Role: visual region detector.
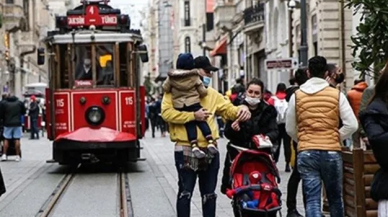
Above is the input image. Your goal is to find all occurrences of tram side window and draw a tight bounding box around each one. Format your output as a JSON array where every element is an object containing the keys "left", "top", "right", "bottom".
[
  {"left": 59, "top": 45, "right": 69, "bottom": 88},
  {"left": 96, "top": 44, "right": 114, "bottom": 86},
  {"left": 119, "top": 43, "right": 127, "bottom": 87}
]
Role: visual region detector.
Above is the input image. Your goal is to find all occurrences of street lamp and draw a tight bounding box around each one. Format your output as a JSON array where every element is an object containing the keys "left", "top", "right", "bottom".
[
  {"left": 288, "top": 0, "right": 296, "bottom": 79},
  {"left": 288, "top": 0, "right": 296, "bottom": 9}
]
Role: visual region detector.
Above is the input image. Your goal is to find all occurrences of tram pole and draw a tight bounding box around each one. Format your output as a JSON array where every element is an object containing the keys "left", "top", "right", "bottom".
[{"left": 299, "top": 0, "right": 308, "bottom": 67}]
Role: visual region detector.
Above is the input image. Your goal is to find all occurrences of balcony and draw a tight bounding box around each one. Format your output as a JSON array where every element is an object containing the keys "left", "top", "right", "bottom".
[
  {"left": 243, "top": 3, "right": 265, "bottom": 35},
  {"left": 214, "top": 1, "right": 235, "bottom": 31},
  {"left": 3, "top": 0, "right": 27, "bottom": 32}
]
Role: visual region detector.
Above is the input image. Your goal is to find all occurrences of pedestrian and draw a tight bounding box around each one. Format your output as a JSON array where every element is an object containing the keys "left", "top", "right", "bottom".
[
  {"left": 359, "top": 78, "right": 376, "bottom": 149},
  {"left": 161, "top": 55, "right": 251, "bottom": 217},
  {"left": 285, "top": 67, "right": 308, "bottom": 217},
  {"left": 0, "top": 93, "right": 26, "bottom": 161},
  {"left": 286, "top": 56, "right": 358, "bottom": 217},
  {"left": 268, "top": 82, "right": 291, "bottom": 171},
  {"left": 359, "top": 60, "right": 388, "bottom": 217},
  {"left": 162, "top": 53, "right": 217, "bottom": 158},
  {"left": 347, "top": 79, "right": 368, "bottom": 148},
  {"left": 326, "top": 63, "right": 345, "bottom": 88},
  {"left": 155, "top": 95, "right": 166, "bottom": 137},
  {"left": 28, "top": 95, "right": 40, "bottom": 140},
  {"left": 221, "top": 77, "right": 279, "bottom": 195},
  {"left": 148, "top": 98, "right": 158, "bottom": 138}
]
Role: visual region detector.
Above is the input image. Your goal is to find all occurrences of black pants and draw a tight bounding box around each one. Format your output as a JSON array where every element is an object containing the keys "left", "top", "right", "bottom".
[
  {"left": 286, "top": 141, "right": 306, "bottom": 211},
  {"left": 178, "top": 103, "right": 212, "bottom": 143},
  {"left": 150, "top": 117, "right": 157, "bottom": 137},
  {"left": 221, "top": 145, "right": 239, "bottom": 193},
  {"left": 217, "top": 117, "right": 224, "bottom": 138},
  {"left": 30, "top": 118, "right": 39, "bottom": 139},
  {"left": 274, "top": 123, "right": 291, "bottom": 163}
]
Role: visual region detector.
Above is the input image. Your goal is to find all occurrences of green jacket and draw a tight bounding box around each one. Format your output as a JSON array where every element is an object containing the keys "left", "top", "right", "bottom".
[{"left": 359, "top": 85, "right": 374, "bottom": 137}]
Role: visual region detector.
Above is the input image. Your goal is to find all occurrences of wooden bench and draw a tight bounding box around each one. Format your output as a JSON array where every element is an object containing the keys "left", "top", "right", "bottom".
[{"left": 343, "top": 148, "right": 380, "bottom": 217}]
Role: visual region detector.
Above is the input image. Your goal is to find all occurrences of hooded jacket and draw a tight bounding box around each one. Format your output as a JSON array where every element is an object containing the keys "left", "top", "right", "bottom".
[
  {"left": 162, "top": 69, "right": 207, "bottom": 109},
  {"left": 0, "top": 96, "right": 26, "bottom": 127},
  {"left": 285, "top": 77, "right": 358, "bottom": 151},
  {"left": 347, "top": 81, "right": 368, "bottom": 120}
]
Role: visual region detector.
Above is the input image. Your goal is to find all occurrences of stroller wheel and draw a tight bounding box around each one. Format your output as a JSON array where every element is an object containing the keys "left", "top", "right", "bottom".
[{"left": 232, "top": 199, "right": 242, "bottom": 217}]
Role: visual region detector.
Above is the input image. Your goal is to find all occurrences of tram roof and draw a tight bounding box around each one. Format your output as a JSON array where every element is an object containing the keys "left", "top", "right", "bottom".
[{"left": 47, "top": 31, "right": 142, "bottom": 44}]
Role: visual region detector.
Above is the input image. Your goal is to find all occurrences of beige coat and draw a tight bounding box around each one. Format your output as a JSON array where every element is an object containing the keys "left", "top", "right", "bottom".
[{"left": 162, "top": 69, "right": 207, "bottom": 109}]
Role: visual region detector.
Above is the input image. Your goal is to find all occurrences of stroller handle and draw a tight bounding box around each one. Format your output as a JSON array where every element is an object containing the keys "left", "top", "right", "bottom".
[{"left": 229, "top": 144, "right": 272, "bottom": 152}]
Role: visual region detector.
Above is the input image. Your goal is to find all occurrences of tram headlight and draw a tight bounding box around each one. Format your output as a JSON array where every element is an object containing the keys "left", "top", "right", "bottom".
[{"left": 85, "top": 106, "right": 105, "bottom": 126}]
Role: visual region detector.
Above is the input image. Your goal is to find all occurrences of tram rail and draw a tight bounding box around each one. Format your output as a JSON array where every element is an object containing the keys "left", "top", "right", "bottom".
[{"left": 36, "top": 165, "right": 132, "bottom": 217}]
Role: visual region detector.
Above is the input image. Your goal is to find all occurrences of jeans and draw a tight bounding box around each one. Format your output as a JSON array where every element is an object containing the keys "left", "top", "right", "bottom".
[
  {"left": 30, "top": 118, "right": 39, "bottom": 139},
  {"left": 274, "top": 123, "right": 291, "bottom": 163},
  {"left": 286, "top": 141, "right": 306, "bottom": 211},
  {"left": 175, "top": 151, "right": 219, "bottom": 217},
  {"left": 178, "top": 103, "right": 212, "bottom": 143},
  {"left": 298, "top": 150, "right": 344, "bottom": 217}
]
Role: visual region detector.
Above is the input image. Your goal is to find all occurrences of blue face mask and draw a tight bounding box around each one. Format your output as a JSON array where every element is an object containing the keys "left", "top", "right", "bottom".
[{"left": 203, "top": 76, "right": 212, "bottom": 87}]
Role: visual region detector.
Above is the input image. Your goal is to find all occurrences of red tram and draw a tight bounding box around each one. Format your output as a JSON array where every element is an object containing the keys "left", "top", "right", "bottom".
[{"left": 37, "top": 0, "right": 148, "bottom": 165}]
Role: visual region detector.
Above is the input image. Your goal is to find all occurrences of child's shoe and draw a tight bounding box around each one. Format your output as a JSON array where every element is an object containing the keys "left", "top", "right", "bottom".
[
  {"left": 207, "top": 140, "right": 218, "bottom": 154},
  {"left": 192, "top": 145, "right": 206, "bottom": 158}
]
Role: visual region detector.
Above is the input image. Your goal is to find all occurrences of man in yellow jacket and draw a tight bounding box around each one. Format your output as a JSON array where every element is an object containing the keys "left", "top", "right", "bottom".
[{"left": 162, "top": 56, "right": 251, "bottom": 217}]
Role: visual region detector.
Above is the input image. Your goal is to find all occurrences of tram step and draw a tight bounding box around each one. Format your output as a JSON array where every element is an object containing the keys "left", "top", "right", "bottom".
[
  {"left": 137, "top": 158, "right": 146, "bottom": 161},
  {"left": 46, "top": 159, "right": 56, "bottom": 163}
]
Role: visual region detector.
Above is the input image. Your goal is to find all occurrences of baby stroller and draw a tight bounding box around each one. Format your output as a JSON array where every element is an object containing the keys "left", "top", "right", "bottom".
[{"left": 225, "top": 137, "right": 282, "bottom": 217}]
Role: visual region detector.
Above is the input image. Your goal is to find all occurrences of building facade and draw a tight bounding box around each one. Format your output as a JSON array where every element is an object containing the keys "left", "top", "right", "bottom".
[
  {"left": 290, "top": 0, "right": 354, "bottom": 90},
  {"left": 0, "top": 0, "right": 59, "bottom": 97},
  {"left": 211, "top": 0, "right": 266, "bottom": 92}
]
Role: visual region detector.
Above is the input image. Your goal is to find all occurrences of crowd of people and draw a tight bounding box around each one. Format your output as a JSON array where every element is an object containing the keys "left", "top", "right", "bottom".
[{"left": 156, "top": 51, "right": 388, "bottom": 217}]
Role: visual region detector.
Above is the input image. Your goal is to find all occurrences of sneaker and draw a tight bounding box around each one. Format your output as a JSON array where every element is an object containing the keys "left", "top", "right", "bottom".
[
  {"left": 207, "top": 144, "right": 218, "bottom": 154},
  {"left": 1, "top": 154, "right": 7, "bottom": 161},
  {"left": 192, "top": 146, "right": 206, "bottom": 159},
  {"left": 15, "top": 156, "right": 21, "bottom": 162}
]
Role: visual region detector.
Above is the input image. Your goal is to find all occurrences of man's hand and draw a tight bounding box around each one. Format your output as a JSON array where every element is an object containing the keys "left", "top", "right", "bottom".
[
  {"left": 237, "top": 105, "right": 251, "bottom": 122},
  {"left": 194, "top": 109, "right": 212, "bottom": 121}
]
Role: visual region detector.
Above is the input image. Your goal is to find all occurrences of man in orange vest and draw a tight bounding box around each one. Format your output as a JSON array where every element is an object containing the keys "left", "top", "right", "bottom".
[{"left": 286, "top": 56, "right": 358, "bottom": 217}]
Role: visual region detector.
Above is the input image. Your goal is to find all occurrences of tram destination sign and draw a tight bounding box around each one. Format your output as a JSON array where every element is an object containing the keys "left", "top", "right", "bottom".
[
  {"left": 265, "top": 58, "right": 299, "bottom": 71},
  {"left": 67, "top": 5, "right": 118, "bottom": 26}
]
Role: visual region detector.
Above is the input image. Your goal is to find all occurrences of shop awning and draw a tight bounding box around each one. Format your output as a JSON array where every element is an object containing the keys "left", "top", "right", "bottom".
[{"left": 210, "top": 39, "right": 227, "bottom": 56}]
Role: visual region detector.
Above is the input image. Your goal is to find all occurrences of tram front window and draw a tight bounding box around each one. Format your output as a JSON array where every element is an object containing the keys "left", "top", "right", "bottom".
[
  {"left": 73, "top": 44, "right": 114, "bottom": 87},
  {"left": 74, "top": 45, "right": 95, "bottom": 83},
  {"left": 96, "top": 44, "right": 114, "bottom": 86}
]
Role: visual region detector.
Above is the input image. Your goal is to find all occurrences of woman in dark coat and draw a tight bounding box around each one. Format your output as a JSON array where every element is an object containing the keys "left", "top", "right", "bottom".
[
  {"left": 220, "top": 78, "right": 279, "bottom": 194},
  {"left": 359, "top": 61, "right": 388, "bottom": 215}
]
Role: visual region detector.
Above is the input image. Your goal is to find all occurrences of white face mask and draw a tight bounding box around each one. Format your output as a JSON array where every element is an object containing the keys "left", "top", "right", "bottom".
[
  {"left": 245, "top": 96, "right": 261, "bottom": 106},
  {"left": 84, "top": 59, "right": 91, "bottom": 67}
]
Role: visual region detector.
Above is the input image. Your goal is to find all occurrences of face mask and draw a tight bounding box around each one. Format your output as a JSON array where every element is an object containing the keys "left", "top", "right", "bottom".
[
  {"left": 245, "top": 96, "right": 261, "bottom": 106},
  {"left": 203, "top": 76, "right": 212, "bottom": 87},
  {"left": 84, "top": 59, "right": 91, "bottom": 67}
]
